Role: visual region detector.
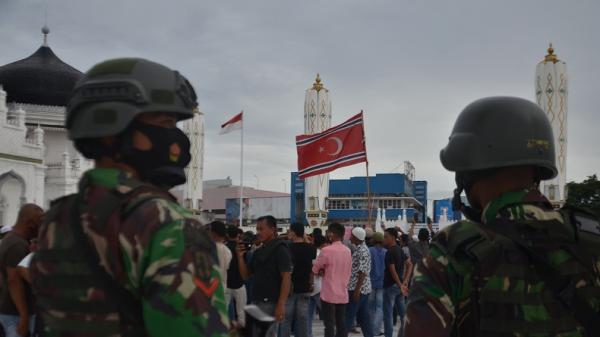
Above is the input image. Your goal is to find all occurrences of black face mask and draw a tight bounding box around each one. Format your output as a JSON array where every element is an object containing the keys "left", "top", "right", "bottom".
[{"left": 121, "top": 120, "right": 191, "bottom": 188}]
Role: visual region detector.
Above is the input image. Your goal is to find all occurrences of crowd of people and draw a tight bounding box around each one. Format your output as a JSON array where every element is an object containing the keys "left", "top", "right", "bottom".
[
  {"left": 0, "top": 57, "right": 598, "bottom": 337},
  {"left": 204, "top": 215, "right": 435, "bottom": 337},
  {"left": 0, "top": 202, "right": 432, "bottom": 337}
]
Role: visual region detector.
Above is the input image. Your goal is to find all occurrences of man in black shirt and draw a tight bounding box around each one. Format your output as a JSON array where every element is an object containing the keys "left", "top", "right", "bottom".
[
  {"left": 281, "top": 223, "right": 316, "bottom": 337},
  {"left": 0, "top": 204, "right": 43, "bottom": 337},
  {"left": 382, "top": 228, "right": 412, "bottom": 337},
  {"left": 238, "top": 215, "right": 292, "bottom": 337},
  {"left": 226, "top": 225, "right": 247, "bottom": 327}
]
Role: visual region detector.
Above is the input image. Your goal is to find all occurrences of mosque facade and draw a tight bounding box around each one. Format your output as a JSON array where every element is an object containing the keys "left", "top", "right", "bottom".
[
  {"left": 0, "top": 27, "right": 205, "bottom": 225},
  {"left": 0, "top": 27, "right": 90, "bottom": 226}
]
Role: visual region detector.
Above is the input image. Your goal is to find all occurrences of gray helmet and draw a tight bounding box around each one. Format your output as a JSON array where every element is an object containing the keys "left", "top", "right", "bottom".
[
  {"left": 66, "top": 58, "right": 197, "bottom": 140},
  {"left": 440, "top": 96, "right": 557, "bottom": 180}
]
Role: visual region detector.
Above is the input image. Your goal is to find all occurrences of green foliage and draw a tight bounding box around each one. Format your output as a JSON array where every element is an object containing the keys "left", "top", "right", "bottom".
[{"left": 566, "top": 174, "right": 600, "bottom": 216}]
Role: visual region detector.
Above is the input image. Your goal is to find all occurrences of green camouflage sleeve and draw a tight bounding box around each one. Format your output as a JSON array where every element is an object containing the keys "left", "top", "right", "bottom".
[
  {"left": 122, "top": 199, "right": 229, "bottom": 337},
  {"left": 405, "top": 240, "right": 460, "bottom": 337}
]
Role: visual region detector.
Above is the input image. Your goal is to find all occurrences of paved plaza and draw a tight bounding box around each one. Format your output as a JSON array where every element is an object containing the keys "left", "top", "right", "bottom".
[{"left": 307, "top": 319, "right": 402, "bottom": 337}]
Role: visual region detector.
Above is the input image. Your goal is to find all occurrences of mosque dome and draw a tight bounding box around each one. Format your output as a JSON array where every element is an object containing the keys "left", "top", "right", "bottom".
[{"left": 0, "top": 27, "right": 83, "bottom": 107}]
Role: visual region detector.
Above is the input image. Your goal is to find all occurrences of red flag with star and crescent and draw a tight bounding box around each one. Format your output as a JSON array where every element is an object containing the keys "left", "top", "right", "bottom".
[{"left": 296, "top": 112, "right": 367, "bottom": 180}]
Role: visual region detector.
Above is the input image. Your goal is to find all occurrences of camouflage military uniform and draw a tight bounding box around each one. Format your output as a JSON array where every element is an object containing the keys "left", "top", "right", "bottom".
[
  {"left": 31, "top": 168, "right": 230, "bottom": 337},
  {"left": 405, "top": 189, "right": 600, "bottom": 337}
]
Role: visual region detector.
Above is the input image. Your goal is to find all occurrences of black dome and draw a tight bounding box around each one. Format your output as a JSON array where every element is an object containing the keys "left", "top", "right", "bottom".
[{"left": 0, "top": 46, "right": 83, "bottom": 107}]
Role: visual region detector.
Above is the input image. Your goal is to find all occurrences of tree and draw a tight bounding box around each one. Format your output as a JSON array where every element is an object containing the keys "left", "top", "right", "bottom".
[{"left": 566, "top": 174, "right": 600, "bottom": 216}]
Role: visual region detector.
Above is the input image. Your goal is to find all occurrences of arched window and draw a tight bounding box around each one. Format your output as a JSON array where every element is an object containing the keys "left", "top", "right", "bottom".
[{"left": 0, "top": 171, "right": 26, "bottom": 226}]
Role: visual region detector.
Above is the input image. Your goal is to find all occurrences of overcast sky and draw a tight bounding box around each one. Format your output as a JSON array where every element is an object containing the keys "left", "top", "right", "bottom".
[{"left": 1, "top": 0, "right": 598, "bottom": 199}]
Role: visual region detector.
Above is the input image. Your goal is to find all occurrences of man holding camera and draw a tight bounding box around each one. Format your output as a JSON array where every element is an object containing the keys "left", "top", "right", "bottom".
[{"left": 237, "top": 216, "right": 292, "bottom": 337}]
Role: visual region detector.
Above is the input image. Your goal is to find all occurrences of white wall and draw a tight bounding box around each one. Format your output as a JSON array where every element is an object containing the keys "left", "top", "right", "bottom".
[{"left": 0, "top": 164, "right": 45, "bottom": 226}]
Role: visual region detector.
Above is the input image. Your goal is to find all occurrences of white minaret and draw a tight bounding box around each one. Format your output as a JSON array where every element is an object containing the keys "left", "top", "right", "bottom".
[
  {"left": 304, "top": 74, "right": 332, "bottom": 226},
  {"left": 181, "top": 108, "right": 205, "bottom": 211},
  {"left": 536, "top": 44, "right": 568, "bottom": 204}
]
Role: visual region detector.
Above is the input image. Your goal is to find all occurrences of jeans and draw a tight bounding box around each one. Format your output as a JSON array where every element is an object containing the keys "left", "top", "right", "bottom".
[
  {"left": 308, "top": 294, "right": 321, "bottom": 337},
  {"left": 368, "top": 288, "right": 384, "bottom": 334},
  {"left": 0, "top": 314, "right": 35, "bottom": 337},
  {"left": 280, "top": 293, "right": 310, "bottom": 337},
  {"left": 345, "top": 292, "right": 373, "bottom": 337},
  {"left": 383, "top": 285, "right": 404, "bottom": 337},
  {"left": 321, "top": 300, "right": 347, "bottom": 337},
  {"left": 394, "top": 294, "right": 406, "bottom": 333},
  {"left": 254, "top": 302, "right": 280, "bottom": 337},
  {"left": 228, "top": 286, "right": 248, "bottom": 326},
  {"left": 397, "top": 296, "right": 406, "bottom": 337}
]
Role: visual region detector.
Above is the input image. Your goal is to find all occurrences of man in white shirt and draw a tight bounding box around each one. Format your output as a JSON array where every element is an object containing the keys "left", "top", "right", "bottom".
[{"left": 209, "top": 221, "right": 232, "bottom": 304}]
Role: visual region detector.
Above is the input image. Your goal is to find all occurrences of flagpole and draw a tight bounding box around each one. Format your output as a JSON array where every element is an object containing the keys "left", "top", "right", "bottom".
[
  {"left": 239, "top": 112, "right": 244, "bottom": 227},
  {"left": 361, "top": 110, "right": 373, "bottom": 230},
  {"left": 366, "top": 161, "right": 373, "bottom": 230}
]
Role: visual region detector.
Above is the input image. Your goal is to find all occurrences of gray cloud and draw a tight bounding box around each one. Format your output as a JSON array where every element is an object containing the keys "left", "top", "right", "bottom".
[{"left": 1, "top": 0, "right": 598, "bottom": 198}]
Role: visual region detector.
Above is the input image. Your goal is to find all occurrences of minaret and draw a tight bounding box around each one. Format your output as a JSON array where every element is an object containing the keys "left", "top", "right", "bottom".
[
  {"left": 181, "top": 108, "right": 205, "bottom": 211},
  {"left": 535, "top": 44, "right": 568, "bottom": 205},
  {"left": 304, "top": 74, "right": 332, "bottom": 226}
]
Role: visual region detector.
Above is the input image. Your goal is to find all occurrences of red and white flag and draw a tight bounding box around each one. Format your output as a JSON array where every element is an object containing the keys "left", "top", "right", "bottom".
[
  {"left": 296, "top": 112, "right": 367, "bottom": 179},
  {"left": 220, "top": 111, "right": 243, "bottom": 135}
]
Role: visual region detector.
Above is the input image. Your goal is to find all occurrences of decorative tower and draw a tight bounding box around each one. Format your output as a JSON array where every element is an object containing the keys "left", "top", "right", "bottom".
[
  {"left": 33, "top": 125, "right": 44, "bottom": 146},
  {"left": 304, "top": 74, "right": 332, "bottom": 226},
  {"left": 0, "top": 85, "right": 6, "bottom": 123},
  {"left": 181, "top": 108, "right": 205, "bottom": 211},
  {"left": 536, "top": 44, "right": 568, "bottom": 205}
]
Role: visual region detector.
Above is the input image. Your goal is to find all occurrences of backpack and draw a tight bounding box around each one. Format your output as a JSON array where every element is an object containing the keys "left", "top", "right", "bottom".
[
  {"left": 440, "top": 206, "right": 600, "bottom": 336},
  {"left": 32, "top": 183, "right": 173, "bottom": 337}
]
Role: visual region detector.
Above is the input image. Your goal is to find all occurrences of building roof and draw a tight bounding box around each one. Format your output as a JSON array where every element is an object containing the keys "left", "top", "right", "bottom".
[
  {"left": 0, "top": 41, "right": 83, "bottom": 107},
  {"left": 203, "top": 185, "right": 289, "bottom": 211}
]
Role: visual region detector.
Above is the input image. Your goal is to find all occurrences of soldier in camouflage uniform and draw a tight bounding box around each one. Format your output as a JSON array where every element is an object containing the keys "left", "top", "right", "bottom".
[
  {"left": 30, "top": 58, "right": 230, "bottom": 337},
  {"left": 405, "top": 97, "right": 600, "bottom": 337}
]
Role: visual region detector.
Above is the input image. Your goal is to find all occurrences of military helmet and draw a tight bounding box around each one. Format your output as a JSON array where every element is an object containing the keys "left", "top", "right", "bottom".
[
  {"left": 440, "top": 96, "right": 557, "bottom": 180},
  {"left": 66, "top": 58, "right": 197, "bottom": 140}
]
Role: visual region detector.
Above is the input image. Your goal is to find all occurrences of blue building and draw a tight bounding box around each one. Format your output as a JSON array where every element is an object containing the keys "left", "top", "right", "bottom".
[
  {"left": 432, "top": 198, "right": 463, "bottom": 223},
  {"left": 291, "top": 172, "right": 425, "bottom": 226},
  {"left": 412, "top": 181, "right": 428, "bottom": 222}
]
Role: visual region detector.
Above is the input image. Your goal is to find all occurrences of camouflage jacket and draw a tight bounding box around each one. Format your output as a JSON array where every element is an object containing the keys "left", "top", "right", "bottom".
[
  {"left": 405, "top": 189, "right": 600, "bottom": 337},
  {"left": 31, "top": 168, "right": 229, "bottom": 337}
]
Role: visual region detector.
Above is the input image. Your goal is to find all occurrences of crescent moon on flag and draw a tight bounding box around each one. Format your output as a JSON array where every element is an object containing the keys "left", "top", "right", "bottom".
[{"left": 327, "top": 137, "right": 343, "bottom": 156}]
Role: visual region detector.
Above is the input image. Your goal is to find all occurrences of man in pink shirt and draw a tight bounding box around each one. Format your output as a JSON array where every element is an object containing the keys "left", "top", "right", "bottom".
[{"left": 312, "top": 223, "right": 352, "bottom": 337}]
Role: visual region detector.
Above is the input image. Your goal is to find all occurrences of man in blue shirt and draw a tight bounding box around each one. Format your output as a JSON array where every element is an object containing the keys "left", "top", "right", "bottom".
[{"left": 368, "top": 232, "right": 386, "bottom": 336}]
